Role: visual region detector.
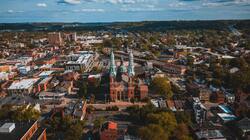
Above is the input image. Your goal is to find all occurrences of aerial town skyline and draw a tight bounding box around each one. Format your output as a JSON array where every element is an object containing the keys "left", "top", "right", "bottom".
[{"left": 0, "top": 1, "right": 250, "bottom": 140}]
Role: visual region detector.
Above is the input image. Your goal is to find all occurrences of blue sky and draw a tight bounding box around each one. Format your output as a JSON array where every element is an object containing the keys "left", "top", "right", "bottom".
[{"left": 0, "top": 0, "right": 250, "bottom": 23}]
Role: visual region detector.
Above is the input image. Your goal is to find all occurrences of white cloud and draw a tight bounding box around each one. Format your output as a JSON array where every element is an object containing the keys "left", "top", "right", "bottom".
[
  {"left": 60, "top": 0, "right": 81, "bottom": 5},
  {"left": 120, "top": 6, "right": 163, "bottom": 12},
  {"left": 82, "top": 0, "right": 156, "bottom": 5},
  {"left": 37, "top": 3, "right": 47, "bottom": 7},
  {"left": 169, "top": 2, "right": 186, "bottom": 8},
  {"left": 7, "top": 10, "right": 24, "bottom": 13},
  {"left": 73, "top": 8, "right": 105, "bottom": 12},
  {"left": 202, "top": 2, "right": 221, "bottom": 7},
  {"left": 202, "top": 0, "right": 250, "bottom": 7},
  {"left": 81, "top": 8, "right": 105, "bottom": 12},
  {"left": 7, "top": 10, "right": 13, "bottom": 13}
]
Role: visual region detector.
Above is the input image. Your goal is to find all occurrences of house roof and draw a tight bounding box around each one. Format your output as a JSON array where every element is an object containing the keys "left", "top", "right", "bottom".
[
  {"left": 8, "top": 78, "right": 39, "bottom": 90},
  {"left": 101, "top": 121, "right": 117, "bottom": 131},
  {"left": 38, "top": 71, "right": 54, "bottom": 77},
  {"left": 195, "top": 130, "right": 225, "bottom": 139},
  {"left": 217, "top": 113, "right": 237, "bottom": 121}
]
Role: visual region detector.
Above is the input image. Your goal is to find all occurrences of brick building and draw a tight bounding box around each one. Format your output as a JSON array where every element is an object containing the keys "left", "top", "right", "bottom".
[
  {"left": 48, "top": 32, "right": 63, "bottom": 46},
  {"left": 109, "top": 51, "right": 148, "bottom": 102},
  {"left": 100, "top": 121, "right": 118, "bottom": 140}
]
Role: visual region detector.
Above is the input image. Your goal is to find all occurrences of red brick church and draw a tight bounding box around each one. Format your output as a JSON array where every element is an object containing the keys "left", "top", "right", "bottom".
[{"left": 109, "top": 50, "right": 148, "bottom": 102}]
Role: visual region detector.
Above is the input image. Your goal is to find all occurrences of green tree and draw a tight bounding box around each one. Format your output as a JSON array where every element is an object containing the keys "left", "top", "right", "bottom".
[
  {"left": 138, "top": 124, "right": 168, "bottom": 140},
  {"left": 151, "top": 77, "right": 173, "bottom": 98},
  {"left": 65, "top": 123, "right": 84, "bottom": 140},
  {"left": 78, "top": 81, "right": 88, "bottom": 98},
  {"left": 172, "top": 123, "right": 193, "bottom": 140},
  {"left": 103, "top": 39, "right": 112, "bottom": 48},
  {"left": 11, "top": 106, "right": 40, "bottom": 121},
  {"left": 187, "top": 55, "right": 194, "bottom": 66},
  {"left": 93, "top": 117, "right": 105, "bottom": 129},
  {"left": 211, "top": 79, "right": 222, "bottom": 87},
  {"left": 149, "top": 36, "right": 157, "bottom": 44},
  {"left": 61, "top": 115, "right": 73, "bottom": 131},
  {"left": 111, "top": 38, "right": 122, "bottom": 48},
  {"left": 146, "top": 112, "right": 177, "bottom": 135},
  {"left": 0, "top": 104, "right": 13, "bottom": 120},
  {"left": 228, "top": 68, "right": 250, "bottom": 92},
  {"left": 175, "top": 112, "right": 192, "bottom": 125}
]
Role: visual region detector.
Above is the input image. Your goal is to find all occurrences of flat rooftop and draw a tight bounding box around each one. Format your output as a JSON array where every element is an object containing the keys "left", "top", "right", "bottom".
[
  {"left": 67, "top": 53, "right": 93, "bottom": 65},
  {"left": 39, "top": 77, "right": 52, "bottom": 85},
  {"left": 195, "top": 130, "right": 225, "bottom": 139},
  {"left": 217, "top": 113, "right": 237, "bottom": 121},
  {"left": 39, "top": 71, "right": 54, "bottom": 77},
  {"left": 218, "top": 105, "right": 232, "bottom": 114},
  {"left": 39, "top": 91, "right": 66, "bottom": 97},
  {"left": 8, "top": 78, "right": 40, "bottom": 90}
]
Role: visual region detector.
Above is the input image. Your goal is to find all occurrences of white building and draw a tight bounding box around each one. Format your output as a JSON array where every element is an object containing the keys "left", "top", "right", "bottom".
[
  {"left": 38, "top": 91, "right": 66, "bottom": 100},
  {"left": 77, "top": 35, "right": 103, "bottom": 46},
  {"left": 18, "top": 66, "right": 31, "bottom": 75},
  {"left": 16, "top": 57, "right": 33, "bottom": 65},
  {"left": 193, "top": 97, "right": 207, "bottom": 124},
  {"left": 8, "top": 78, "right": 39, "bottom": 94},
  {"left": 66, "top": 51, "right": 98, "bottom": 72}
]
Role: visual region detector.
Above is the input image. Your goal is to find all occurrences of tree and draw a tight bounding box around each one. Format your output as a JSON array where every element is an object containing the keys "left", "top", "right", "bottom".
[
  {"left": 172, "top": 123, "right": 193, "bottom": 140},
  {"left": 211, "top": 79, "right": 222, "bottom": 88},
  {"left": 175, "top": 112, "right": 192, "bottom": 125},
  {"left": 65, "top": 123, "right": 84, "bottom": 140},
  {"left": 90, "top": 94, "right": 95, "bottom": 104},
  {"left": 151, "top": 77, "right": 173, "bottom": 98},
  {"left": 11, "top": 106, "right": 40, "bottom": 121},
  {"left": 111, "top": 38, "right": 122, "bottom": 48},
  {"left": 61, "top": 115, "right": 73, "bottom": 131},
  {"left": 93, "top": 117, "right": 105, "bottom": 129},
  {"left": 146, "top": 112, "right": 177, "bottom": 136},
  {"left": 0, "top": 104, "right": 13, "bottom": 120},
  {"left": 87, "top": 105, "right": 95, "bottom": 113},
  {"left": 187, "top": 55, "right": 194, "bottom": 66},
  {"left": 126, "top": 103, "right": 158, "bottom": 124},
  {"left": 103, "top": 39, "right": 112, "bottom": 48},
  {"left": 138, "top": 124, "right": 168, "bottom": 140},
  {"left": 149, "top": 36, "right": 157, "bottom": 44},
  {"left": 227, "top": 67, "right": 250, "bottom": 92},
  {"left": 229, "top": 58, "right": 248, "bottom": 70},
  {"left": 78, "top": 81, "right": 88, "bottom": 98}
]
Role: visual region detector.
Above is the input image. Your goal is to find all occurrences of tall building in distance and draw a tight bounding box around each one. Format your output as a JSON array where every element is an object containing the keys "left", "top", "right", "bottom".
[
  {"left": 65, "top": 32, "right": 77, "bottom": 42},
  {"left": 109, "top": 50, "right": 148, "bottom": 102},
  {"left": 48, "top": 32, "right": 63, "bottom": 46}
]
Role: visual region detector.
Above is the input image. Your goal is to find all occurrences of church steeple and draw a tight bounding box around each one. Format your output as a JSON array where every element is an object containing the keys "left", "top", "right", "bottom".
[
  {"left": 109, "top": 50, "right": 116, "bottom": 77},
  {"left": 128, "top": 50, "right": 135, "bottom": 77}
]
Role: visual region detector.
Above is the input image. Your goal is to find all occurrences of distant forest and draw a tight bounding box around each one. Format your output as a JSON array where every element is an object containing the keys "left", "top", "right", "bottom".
[{"left": 0, "top": 20, "right": 250, "bottom": 32}]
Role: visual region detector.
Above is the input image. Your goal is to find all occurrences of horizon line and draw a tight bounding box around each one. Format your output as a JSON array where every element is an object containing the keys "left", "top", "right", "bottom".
[{"left": 0, "top": 18, "right": 250, "bottom": 24}]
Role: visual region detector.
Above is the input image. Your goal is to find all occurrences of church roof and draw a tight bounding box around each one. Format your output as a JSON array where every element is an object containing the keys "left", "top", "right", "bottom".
[{"left": 118, "top": 65, "right": 127, "bottom": 73}]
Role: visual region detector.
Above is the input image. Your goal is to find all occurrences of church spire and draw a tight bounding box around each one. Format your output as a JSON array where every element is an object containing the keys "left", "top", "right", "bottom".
[
  {"left": 128, "top": 50, "right": 135, "bottom": 77},
  {"left": 109, "top": 50, "right": 116, "bottom": 77}
]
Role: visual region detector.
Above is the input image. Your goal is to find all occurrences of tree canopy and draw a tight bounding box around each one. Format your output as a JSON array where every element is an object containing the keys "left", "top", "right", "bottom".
[
  {"left": 0, "top": 105, "right": 40, "bottom": 121},
  {"left": 146, "top": 112, "right": 177, "bottom": 136},
  {"left": 151, "top": 77, "right": 173, "bottom": 98},
  {"left": 138, "top": 124, "right": 169, "bottom": 140}
]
